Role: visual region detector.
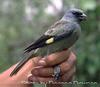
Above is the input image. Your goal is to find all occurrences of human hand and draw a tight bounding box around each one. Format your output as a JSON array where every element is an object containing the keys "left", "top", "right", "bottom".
[
  {"left": 28, "top": 50, "right": 76, "bottom": 83},
  {"left": 0, "top": 58, "right": 34, "bottom": 87},
  {"left": 0, "top": 50, "right": 76, "bottom": 87}
]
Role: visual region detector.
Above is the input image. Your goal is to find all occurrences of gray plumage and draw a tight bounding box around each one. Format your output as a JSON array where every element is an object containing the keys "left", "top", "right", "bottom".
[{"left": 10, "top": 8, "right": 86, "bottom": 77}]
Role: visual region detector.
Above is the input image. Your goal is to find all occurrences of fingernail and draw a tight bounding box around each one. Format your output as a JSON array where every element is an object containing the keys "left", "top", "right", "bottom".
[
  {"left": 27, "top": 74, "right": 32, "bottom": 78},
  {"left": 28, "top": 76, "right": 33, "bottom": 82},
  {"left": 38, "top": 60, "right": 46, "bottom": 66},
  {"left": 28, "top": 76, "right": 37, "bottom": 82}
]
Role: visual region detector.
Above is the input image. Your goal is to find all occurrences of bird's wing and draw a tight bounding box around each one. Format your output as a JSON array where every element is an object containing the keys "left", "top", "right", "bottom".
[
  {"left": 24, "top": 20, "right": 74, "bottom": 52},
  {"left": 24, "top": 35, "right": 53, "bottom": 52},
  {"left": 45, "top": 20, "right": 70, "bottom": 36}
]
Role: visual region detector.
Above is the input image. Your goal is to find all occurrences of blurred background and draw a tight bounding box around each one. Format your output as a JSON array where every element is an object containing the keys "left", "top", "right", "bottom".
[{"left": 0, "top": 0, "right": 100, "bottom": 87}]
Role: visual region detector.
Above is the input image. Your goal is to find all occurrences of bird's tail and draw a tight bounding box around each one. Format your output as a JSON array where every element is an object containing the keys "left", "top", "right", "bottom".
[{"left": 10, "top": 51, "right": 36, "bottom": 77}]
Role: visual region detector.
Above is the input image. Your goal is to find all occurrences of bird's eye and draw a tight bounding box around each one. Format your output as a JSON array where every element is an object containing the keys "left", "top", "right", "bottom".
[
  {"left": 76, "top": 12, "right": 82, "bottom": 15},
  {"left": 77, "top": 12, "right": 82, "bottom": 15},
  {"left": 73, "top": 12, "right": 83, "bottom": 15}
]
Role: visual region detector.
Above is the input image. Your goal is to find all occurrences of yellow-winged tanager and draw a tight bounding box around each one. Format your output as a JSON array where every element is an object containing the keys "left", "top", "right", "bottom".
[{"left": 10, "top": 8, "right": 87, "bottom": 80}]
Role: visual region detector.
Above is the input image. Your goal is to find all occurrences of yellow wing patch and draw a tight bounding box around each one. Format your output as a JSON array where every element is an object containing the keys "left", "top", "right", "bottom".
[{"left": 46, "top": 37, "right": 54, "bottom": 44}]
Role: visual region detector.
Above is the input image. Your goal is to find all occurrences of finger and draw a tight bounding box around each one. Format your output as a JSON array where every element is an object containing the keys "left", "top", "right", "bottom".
[
  {"left": 38, "top": 50, "right": 71, "bottom": 66},
  {"left": 61, "top": 67, "right": 76, "bottom": 82},
  {"left": 31, "top": 57, "right": 41, "bottom": 65},
  {"left": 28, "top": 68, "right": 75, "bottom": 83},
  {"left": 28, "top": 75, "right": 58, "bottom": 83},
  {"left": 60, "top": 52, "right": 76, "bottom": 74},
  {"left": 31, "top": 52, "right": 76, "bottom": 77},
  {"left": 31, "top": 67, "right": 53, "bottom": 77}
]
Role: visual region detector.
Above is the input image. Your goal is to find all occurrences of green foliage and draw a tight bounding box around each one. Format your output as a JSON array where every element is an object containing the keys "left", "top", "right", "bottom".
[{"left": 0, "top": 0, "right": 100, "bottom": 87}]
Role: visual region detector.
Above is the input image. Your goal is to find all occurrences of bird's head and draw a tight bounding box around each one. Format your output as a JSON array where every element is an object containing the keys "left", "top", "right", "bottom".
[{"left": 62, "top": 8, "right": 87, "bottom": 22}]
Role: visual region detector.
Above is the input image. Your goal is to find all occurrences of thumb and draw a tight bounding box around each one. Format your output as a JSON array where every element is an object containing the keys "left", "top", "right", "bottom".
[{"left": 38, "top": 50, "right": 70, "bottom": 67}]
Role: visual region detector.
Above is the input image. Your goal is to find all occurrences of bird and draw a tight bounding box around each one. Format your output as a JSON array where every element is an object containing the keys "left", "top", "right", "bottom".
[{"left": 10, "top": 8, "right": 87, "bottom": 80}]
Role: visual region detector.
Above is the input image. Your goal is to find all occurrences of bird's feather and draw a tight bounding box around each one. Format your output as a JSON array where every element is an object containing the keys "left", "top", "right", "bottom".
[
  {"left": 45, "top": 20, "right": 70, "bottom": 36},
  {"left": 10, "top": 51, "right": 36, "bottom": 76},
  {"left": 24, "top": 20, "right": 73, "bottom": 52},
  {"left": 24, "top": 35, "right": 53, "bottom": 52},
  {"left": 24, "top": 29, "right": 74, "bottom": 53},
  {"left": 24, "top": 20, "right": 75, "bottom": 53}
]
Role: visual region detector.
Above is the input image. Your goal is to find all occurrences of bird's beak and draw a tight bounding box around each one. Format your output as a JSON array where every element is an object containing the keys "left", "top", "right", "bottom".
[{"left": 81, "top": 13, "right": 87, "bottom": 20}]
